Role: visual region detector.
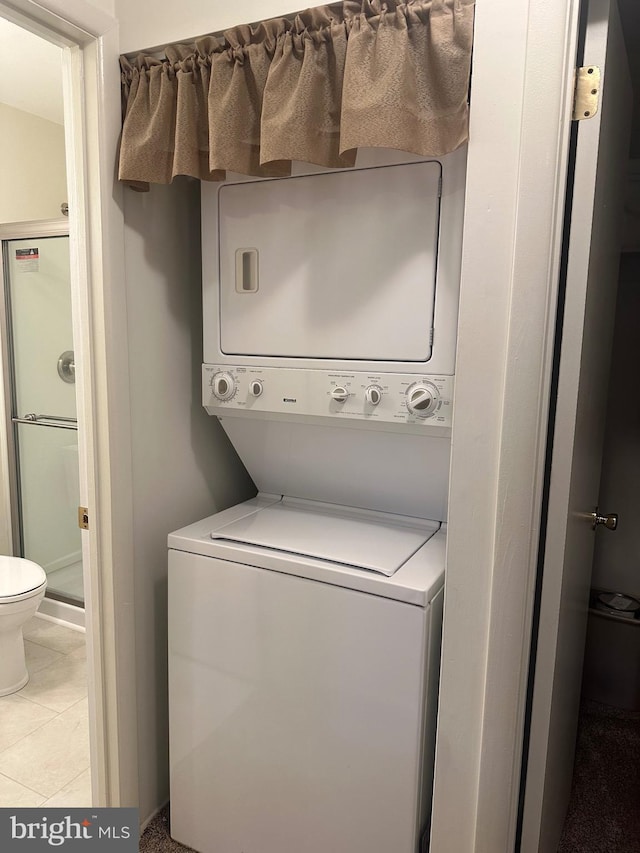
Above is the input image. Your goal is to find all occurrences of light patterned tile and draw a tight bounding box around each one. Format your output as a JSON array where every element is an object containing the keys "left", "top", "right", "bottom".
[
  {"left": 0, "top": 772, "right": 46, "bottom": 807},
  {"left": 67, "top": 644, "right": 86, "bottom": 663},
  {"left": 24, "top": 640, "right": 64, "bottom": 675},
  {"left": 18, "top": 648, "right": 87, "bottom": 713},
  {"left": 42, "top": 768, "right": 92, "bottom": 808},
  {"left": 0, "top": 693, "right": 56, "bottom": 753},
  {"left": 22, "top": 617, "right": 85, "bottom": 655},
  {"left": 0, "top": 699, "right": 89, "bottom": 798}
]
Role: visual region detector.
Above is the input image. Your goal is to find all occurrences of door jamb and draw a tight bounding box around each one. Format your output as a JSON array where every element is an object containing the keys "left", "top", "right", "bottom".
[{"left": 429, "top": 0, "right": 582, "bottom": 849}]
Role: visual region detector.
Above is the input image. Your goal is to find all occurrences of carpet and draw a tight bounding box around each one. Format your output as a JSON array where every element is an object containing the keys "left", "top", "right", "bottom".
[
  {"left": 139, "top": 806, "right": 194, "bottom": 853},
  {"left": 558, "top": 700, "right": 640, "bottom": 853}
]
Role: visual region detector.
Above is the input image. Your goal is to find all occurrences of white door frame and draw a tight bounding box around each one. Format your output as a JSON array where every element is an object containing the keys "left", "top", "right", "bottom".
[
  {"left": 430, "top": 0, "right": 583, "bottom": 850},
  {"left": 0, "top": 0, "right": 137, "bottom": 809}
]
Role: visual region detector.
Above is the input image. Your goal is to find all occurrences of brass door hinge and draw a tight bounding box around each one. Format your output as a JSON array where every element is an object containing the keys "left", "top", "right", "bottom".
[
  {"left": 78, "top": 506, "right": 89, "bottom": 530},
  {"left": 573, "top": 66, "right": 600, "bottom": 121}
]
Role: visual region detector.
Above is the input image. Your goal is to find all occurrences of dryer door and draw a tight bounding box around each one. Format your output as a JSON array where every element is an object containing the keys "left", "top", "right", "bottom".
[{"left": 217, "top": 161, "right": 441, "bottom": 362}]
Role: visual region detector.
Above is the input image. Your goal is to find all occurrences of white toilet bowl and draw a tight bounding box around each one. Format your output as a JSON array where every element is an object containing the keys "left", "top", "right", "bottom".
[{"left": 0, "top": 557, "right": 47, "bottom": 696}]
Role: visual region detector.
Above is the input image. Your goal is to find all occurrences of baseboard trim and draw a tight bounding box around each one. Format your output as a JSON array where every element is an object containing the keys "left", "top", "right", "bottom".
[
  {"left": 36, "top": 599, "right": 85, "bottom": 631},
  {"left": 44, "top": 550, "right": 82, "bottom": 573},
  {"left": 141, "top": 800, "right": 169, "bottom": 832}
]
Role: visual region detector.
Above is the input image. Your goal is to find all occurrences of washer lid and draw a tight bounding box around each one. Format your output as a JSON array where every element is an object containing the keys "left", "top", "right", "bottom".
[
  {"left": 0, "top": 557, "right": 46, "bottom": 597},
  {"left": 210, "top": 499, "right": 439, "bottom": 577}
]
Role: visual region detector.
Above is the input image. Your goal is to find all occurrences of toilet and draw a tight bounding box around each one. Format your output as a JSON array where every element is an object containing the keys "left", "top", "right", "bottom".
[{"left": 0, "top": 556, "right": 47, "bottom": 696}]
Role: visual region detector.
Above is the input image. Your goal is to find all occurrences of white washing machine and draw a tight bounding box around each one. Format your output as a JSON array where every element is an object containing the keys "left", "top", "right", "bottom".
[
  {"left": 169, "top": 147, "right": 466, "bottom": 852},
  {"left": 169, "top": 496, "right": 445, "bottom": 853}
]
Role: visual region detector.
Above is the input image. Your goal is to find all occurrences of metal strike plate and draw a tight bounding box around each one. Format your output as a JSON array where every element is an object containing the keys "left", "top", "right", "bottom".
[
  {"left": 78, "top": 506, "right": 89, "bottom": 530},
  {"left": 573, "top": 66, "right": 600, "bottom": 121}
]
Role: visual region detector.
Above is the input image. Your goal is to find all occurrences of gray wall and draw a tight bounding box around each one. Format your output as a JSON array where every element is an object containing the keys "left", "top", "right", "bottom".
[
  {"left": 592, "top": 253, "right": 640, "bottom": 596},
  {"left": 112, "top": 1, "right": 307, "bottom": 824},
  {"left": 122, "top": 178, "right": 255, "bottom": 822},
  {"left": 618, "top": 0, "right": 640, "bottom": 160}
]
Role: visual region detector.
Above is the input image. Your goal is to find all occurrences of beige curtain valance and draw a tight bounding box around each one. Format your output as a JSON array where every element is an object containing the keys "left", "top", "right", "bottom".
[{"left": 118, "top": 0, "right": 474, "bottom": 191}]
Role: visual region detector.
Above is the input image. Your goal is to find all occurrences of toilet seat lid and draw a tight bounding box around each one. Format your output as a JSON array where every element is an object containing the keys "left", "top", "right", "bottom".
[{"left": 0, "top": 557, "right": 47, "bottom": 598}]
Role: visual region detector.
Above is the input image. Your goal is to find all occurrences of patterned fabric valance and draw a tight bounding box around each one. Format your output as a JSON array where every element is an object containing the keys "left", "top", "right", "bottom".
[{"left": 118, "top": 0, "right": 475, "bottom": 191}]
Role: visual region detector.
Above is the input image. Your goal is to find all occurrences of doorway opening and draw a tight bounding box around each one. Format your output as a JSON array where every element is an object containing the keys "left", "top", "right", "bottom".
[
  {"left": 520, "top": 0, "right": 640, "bottom": 849},
  {"left": 0, "top": 15, "right": 90, "bottom": 806},
  {"left": 0, "top": 0, "right": 137, "bottom": 810},
  {"left": 556, "top": 250, "right": 640, "bottom": 852}
]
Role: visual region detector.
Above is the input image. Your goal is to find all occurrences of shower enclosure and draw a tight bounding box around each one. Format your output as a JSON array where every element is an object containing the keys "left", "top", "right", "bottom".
[{"left": 0, "top": 220, "right": 83, "bottom": 609}]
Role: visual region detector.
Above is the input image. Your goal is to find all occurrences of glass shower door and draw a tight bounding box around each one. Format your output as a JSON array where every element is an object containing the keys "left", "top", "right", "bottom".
[{"left": 4, "top": 234, "right": 83, "bottom": 606}]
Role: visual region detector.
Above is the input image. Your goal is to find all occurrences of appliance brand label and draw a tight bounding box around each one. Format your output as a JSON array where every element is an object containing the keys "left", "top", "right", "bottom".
[
  {"left": 283, "top": 398, "right": 297, "bottom": 403},
  {"left": 0, "top": 809, "right": 138, "bottom": 850}
]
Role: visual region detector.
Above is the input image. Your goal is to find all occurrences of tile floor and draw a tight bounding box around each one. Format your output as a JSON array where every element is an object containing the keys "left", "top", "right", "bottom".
[{"left": 0, "top": 616, "right": 91, "bottom": 807}]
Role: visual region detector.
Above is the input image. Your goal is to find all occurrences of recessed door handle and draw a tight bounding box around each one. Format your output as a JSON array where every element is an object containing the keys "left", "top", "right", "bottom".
[
  {"left": 57, "top": 350, "right": 75, "bottom": 383},
  {"left": 591, "top": 509, "right": 618, "bottom": 531}
]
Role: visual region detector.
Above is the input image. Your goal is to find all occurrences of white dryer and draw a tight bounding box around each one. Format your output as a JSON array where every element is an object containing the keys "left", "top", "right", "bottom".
[
  {"left": 169, "top": 495, "right": 445, "bottom": 853},
  {"left": 199, "top": 147, "right": 466, "bottom": 519}
]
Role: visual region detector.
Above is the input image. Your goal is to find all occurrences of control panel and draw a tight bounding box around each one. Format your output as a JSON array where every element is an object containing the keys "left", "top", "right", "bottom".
[{"left": 203, "top": 365, "right": 453, "bottom": 429}]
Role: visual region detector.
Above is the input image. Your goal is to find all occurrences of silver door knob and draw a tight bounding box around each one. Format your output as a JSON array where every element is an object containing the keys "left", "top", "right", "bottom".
[{"left": 591, "top": 509, "right": 618, "bottom": 531}]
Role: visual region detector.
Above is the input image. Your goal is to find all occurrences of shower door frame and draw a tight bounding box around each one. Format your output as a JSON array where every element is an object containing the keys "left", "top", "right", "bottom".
[{"left": 0, "top": 219, "right": 73, "bottom": 583}]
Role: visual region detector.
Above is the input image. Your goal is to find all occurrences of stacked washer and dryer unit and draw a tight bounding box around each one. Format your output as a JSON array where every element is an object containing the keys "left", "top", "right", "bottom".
[{"left": 168, "top": 146, "right": 466, "bottom": 853}]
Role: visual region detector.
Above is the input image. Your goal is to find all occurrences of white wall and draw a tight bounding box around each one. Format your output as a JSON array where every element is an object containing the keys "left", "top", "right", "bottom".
[
  {"left": 0, "top": 19, "right": 64, "bottom": 125},
  {"left": 89, "top": 0, "right": 113, "bottom": 14},
  {"left": 122, "top": 178, "right": 254, "bottom": 822},
  {"left": 116, "top": 0, "right": 305, "bottom": 54},
  {"left": 0, "top": 103, "right": 67, "bottom": 223}
]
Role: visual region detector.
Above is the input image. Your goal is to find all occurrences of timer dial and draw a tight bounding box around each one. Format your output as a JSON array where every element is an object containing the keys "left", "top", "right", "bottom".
[
  {"left": 330, "top": 386, "right": 349, "bottom": 403},
  {"left": 212, "top": 372, "right": 236, "bottom": 401},
  {"left": 406, "top": 383, "right": 439, "bottom": 418}
]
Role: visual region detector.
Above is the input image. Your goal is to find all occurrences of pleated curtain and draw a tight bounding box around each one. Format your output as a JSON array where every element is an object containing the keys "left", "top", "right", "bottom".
[{"left": 118, "top": 0, "right": 475, "bottom": 191}]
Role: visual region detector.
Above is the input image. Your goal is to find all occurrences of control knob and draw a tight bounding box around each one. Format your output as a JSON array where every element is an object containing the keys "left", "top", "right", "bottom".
[
  {"left": 330, "top": 386, "right": 349, "bottom": 403},
  {"left": 406, "top": 383, "right": 439, "bottom": 418},
  {"left": 365, "top": 385, "right": 382, "bottom": 406},
  {"left": 212, "top": 372, "right": 236, "bottom": 401},
  {"left": 249, "top": 380, "right": 263, "bottom": 397}
]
